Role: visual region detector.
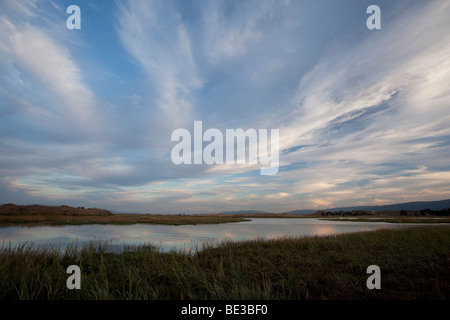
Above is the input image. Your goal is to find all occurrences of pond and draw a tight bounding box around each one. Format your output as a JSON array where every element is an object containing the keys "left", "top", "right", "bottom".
[{"left": 0, "top": 218, "right": 430, "bottom": 253}]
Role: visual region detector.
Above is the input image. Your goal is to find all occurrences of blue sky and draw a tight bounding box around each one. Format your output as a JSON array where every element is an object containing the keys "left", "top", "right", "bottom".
[{"left": 1, "top": 0, "right": 450, "bottom": 213}]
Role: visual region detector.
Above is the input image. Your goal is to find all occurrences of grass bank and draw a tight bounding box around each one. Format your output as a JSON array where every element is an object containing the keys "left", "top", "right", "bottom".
[
  {"left": 0, "top": 213, "right": 250, "bottom": 226},
  {"left": 0, "top": 226, "right": 449, "bottom": 300},
  {"left": 0, "top": 204, "right": 251, "bottom": 226}
]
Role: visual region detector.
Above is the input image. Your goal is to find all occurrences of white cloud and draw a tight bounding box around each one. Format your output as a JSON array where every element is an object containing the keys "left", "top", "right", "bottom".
[
  {"left": 1, "top": 0, "right": 450, "bottom": 212},
  {"left": 1, "top": 0, "right": 39, "bottom": 18},
  {"left": 278, "top": 1, "right": 450, "bottom": 169},
  {"left": 117, "top": 0, "right": 202, "bottom": 128},
  {"left": 0, "top": 3, "right": 101, "bottom": 130}
]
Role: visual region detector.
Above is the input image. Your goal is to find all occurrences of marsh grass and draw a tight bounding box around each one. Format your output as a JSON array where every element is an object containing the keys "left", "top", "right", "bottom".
[
  {"left": 0, "top": 213, "right": 251, "bottom": 226},
  {"left": 0, "top": 226, "right": 448, "bottom": 300}
]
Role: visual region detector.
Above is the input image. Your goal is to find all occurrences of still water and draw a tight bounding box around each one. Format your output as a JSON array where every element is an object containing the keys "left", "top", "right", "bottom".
[{"left": 0, "top": 218, "right": 426, "bottom": 253}]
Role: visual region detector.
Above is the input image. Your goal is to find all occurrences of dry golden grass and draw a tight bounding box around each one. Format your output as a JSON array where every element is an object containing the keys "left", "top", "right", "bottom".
[{"left": 0, "top": 204, "right": 249, "bottom": 226}]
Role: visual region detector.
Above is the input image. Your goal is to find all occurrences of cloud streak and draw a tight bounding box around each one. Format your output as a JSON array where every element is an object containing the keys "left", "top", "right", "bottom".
[{"left": 0, "top": 0, "right": 449, "bottom": 213}]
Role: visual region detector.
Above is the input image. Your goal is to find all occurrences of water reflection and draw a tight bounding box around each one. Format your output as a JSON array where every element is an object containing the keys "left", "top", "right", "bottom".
[
  {"left": 313, "top": 225, "right": 337, "bottom": 236},
  {"left": 0, "top": 218, "right": 427, "bottom": 253}
]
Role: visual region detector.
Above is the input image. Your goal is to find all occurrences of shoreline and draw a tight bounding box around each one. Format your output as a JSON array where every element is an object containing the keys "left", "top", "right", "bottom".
[
  {"left": 1, "top": 204, "right": 449, "bottom": 226},
  {"left": 1, "top": 212, "right": 450, "bottom": 227}
]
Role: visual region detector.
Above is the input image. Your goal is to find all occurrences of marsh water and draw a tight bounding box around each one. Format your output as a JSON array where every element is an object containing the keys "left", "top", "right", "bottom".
[{"left": 0, "top": 218, "right": 428, "bottom": 253}]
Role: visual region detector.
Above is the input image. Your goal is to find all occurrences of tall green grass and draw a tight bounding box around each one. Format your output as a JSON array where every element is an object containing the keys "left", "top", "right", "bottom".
[{"left": 0, "top": 226, "right": 449, "bottom": 300}]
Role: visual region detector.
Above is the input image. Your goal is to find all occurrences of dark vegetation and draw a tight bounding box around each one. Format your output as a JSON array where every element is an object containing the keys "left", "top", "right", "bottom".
[
  {"left": 319, "top": 210, "right": 372, "bottom": 217},
  {"left": 419, "top": 208, "right": 450, "bottom": 216},
  {"left": 319, "top": 208, "right": 450, "bottom": 217}
]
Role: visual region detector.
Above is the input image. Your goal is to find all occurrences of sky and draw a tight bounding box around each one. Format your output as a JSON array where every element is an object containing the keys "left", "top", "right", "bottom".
[{"left": 0, "top": 0, "right": 450, "bottom": 214}]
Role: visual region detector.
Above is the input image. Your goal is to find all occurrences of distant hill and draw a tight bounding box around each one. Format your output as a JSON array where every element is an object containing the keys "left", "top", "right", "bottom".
[
  {"left": 283, "top": 199, "right": 450, "bottom": 214},
  {"left": 209, "top": 199, "right": 450, "bottom": 215},
  {"left": 281, "top": 209, "right": 317, "bottom": 215},
  {"left": 219, "top": 210, "right": 269, "bottom": 214},
  {"left": 0, "top": 204, "right": 112, "bottom": 216}
]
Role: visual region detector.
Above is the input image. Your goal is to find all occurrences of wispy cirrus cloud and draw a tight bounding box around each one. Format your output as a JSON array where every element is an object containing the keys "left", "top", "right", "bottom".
[
  {"left": 268, "top": 0, "right": 450, "bottom": 207},
  {"left": 0, "top": 0, "right": 449, "bottom": 213},
  {"left": 116, "top": 0, "right": 203, "bottom": 128},
  {"left": 0, "top": 2, "right": 101, "bottom": 132}
]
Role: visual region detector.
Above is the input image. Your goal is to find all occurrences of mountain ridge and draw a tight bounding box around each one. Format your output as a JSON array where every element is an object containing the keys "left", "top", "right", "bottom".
[{"left": 220, "top": 199, "right": 450, "bottom": 215}]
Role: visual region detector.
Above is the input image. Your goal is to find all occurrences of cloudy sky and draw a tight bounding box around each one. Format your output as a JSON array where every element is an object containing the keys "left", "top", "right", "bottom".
[{"left": 1, "top": 0, "right": 449, "bottom": 213}]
